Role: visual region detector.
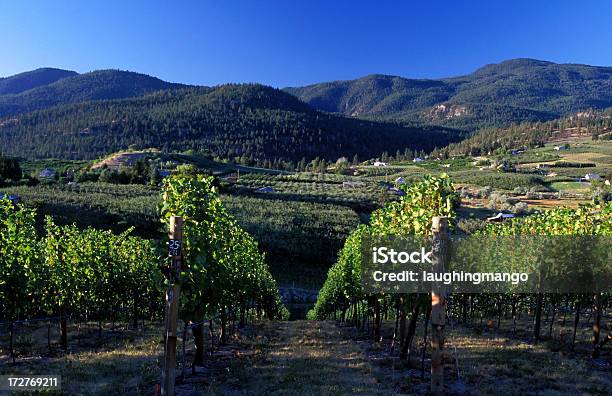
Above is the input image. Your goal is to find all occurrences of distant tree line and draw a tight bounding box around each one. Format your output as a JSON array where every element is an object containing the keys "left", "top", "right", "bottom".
[{"left": 0, "top": 154, "right": 22, "bottom": 184}]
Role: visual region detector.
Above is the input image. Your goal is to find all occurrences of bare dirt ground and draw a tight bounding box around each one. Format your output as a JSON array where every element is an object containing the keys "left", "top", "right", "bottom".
[
  {"left": 199, "top": 320, "right": 395, "bottom": 395},
  {"left": 91, "top": 151, "right": 155, "bottom": 170},
  {"left": 183, "top": 318, "right": 611, "bottom": 395},
  {"left": 1, "top": 319, "right": 610, "bottom": 395}
]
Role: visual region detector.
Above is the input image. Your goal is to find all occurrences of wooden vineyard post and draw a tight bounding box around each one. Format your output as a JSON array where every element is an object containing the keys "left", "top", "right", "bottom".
[
  {"left": 162, "top": 216, "right": 183, "bottom": 396},
  {"left": 431, "top": 216, "right": 448, "bottom": 396},
  {"left": 9, "top": 322, "right": 15, "bottom": 364}
]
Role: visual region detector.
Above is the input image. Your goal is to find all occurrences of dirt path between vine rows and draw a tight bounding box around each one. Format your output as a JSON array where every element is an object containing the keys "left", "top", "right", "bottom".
[{"left": 204, "top": 320, "right": 395, "bottom": 395}]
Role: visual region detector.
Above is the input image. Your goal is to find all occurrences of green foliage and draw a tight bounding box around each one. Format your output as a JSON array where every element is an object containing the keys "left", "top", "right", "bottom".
[
  {"left": 2, "top": 173, "right": 290, "bottom": 323},
  {"left": 369, "top": 174, "right": 457, "bottom": 235},
  {"left": 440, "top": 110, "right": 612, "bottom": 157},
  {"left": 5, "top": 179, "right": 361, "bottom": 280},
  {"left": 160, "top": 174, "right": 286, "bottom": 320},
  {"left": 7, "top": 182, "right": 161, "bottom": 237},
  {"left": 0, "top": 154, "right": 22, "bottom": 182},
  {"left": 313, "top": 174, "right": 457, "bottom": 319},
  {"left": 42, "top": 220, "right": 161, "bottom": 318},
  {"left": 96, "top": 159, "right": 154, "bottom": 185},
  {"left": 454, "top": 171, "right": 548, "bottom": 191},
  {"left": 231, "top": 172, "right": 389, "bottom": 211},
  {"left": 222, "top": 194, "right": 360, "bottom": 269},
  {"left": 0, "top": 198, "right": 40, "bottom": 320},
  {"left": 0, "top": 197, "right": 161, "bottom": 321},
  {"left": 314, "top": 171, "right": 611, "bottom": 320},
  {"left": 486, "top": 203, "right": 612, "bottom": 236},
  {"left": 476, "top": 203, "right": 612, "bottom": 295}
]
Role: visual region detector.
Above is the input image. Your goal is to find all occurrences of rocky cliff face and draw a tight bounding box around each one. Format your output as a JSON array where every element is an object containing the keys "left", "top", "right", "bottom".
[{"left": 426, "top": 104, "right": 470, "bottom": 120}]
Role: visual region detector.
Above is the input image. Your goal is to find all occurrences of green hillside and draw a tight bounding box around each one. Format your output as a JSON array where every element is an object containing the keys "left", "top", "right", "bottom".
[
  {"left": 438, "top": 108, "right": 612, "bottom": 157},
  {"left": 0, "top": 84, "right": 462, "bottom": 163},
  {"left": 285, "top": 59, "right": 612, "bottom": 130},
  {"left": 0, "top": 69, "right": 188, "bottom": 117},
  {"left": 0, "top": 67, "right": 78, "bottom": 95}
]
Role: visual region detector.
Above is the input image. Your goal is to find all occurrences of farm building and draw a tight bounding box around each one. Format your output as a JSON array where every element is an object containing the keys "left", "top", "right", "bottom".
[
  {"left": 486, "top": 212, "right": 515, "bottom": 222},
  {"left": 413, "top": 157, "right": 424, "bottom": 163},
  {"left": 38, "top": 168, "right": 56, "bottom": 178},
  {"left": 373, "top": 161, "right": 388, "bottom": 167},
  {"left": 394, "top": 177, "right": 406, "bottom": 184},
  {"left": 584, "top": 173, "right": 601, "bottom": 181}
]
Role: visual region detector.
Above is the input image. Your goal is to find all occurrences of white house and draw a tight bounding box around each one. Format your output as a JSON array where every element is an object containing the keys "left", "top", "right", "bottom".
[
  {"left": 413, "top": 157, "right": 424, "bottom": 163},
  {"left": 584, "top": 173, "right": 601, "bottom": 181},
  {"left": 373, "top": 161, "right": 389, "bottom": 167},
  {"left": 554, "top": 145, "right": 567, "bottom": 151}
]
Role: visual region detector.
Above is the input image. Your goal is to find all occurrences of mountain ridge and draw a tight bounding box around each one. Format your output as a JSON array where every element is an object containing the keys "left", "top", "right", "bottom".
[
  {"left": 1, "top": 58, "right": 610, "bottom": 164},
  {"left": 0, "top": 69, "right": 189, "bottom": 117},
  {"left": 284, "top": 58, "right": 612, "bottom": 130},
  {"left": 0, "top": 67, "right": 78, "bottom": 95}
]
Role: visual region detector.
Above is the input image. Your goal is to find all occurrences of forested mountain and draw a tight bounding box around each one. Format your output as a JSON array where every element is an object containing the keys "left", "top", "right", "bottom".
[
  {"left": 0, "top": 84, "right": 461, "bottom": 164},
  {"left": 0, "top": 69, "right": 188, "bottom": 117},
  {"left": 0, "top": 68, "right": 78, "bottom": 95},
  {"left": 3, "top": 59, "right": 609, "bottom": 165},
  {"left": 435, "top": 108, "right": 612, "bottom": 158},
  {"left": 285, "top": 59, "right": 612, "bottom": 130}
]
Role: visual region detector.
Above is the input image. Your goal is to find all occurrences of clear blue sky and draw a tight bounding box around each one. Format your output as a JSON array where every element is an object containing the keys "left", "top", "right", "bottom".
[{"left": 1, "top": 0, "right": 611, "bottom": 87}]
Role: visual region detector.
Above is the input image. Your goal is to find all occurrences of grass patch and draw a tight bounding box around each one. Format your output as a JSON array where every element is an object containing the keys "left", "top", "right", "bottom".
[{"left": 550, "top": 181, "right": 591, "bottom": 192}]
